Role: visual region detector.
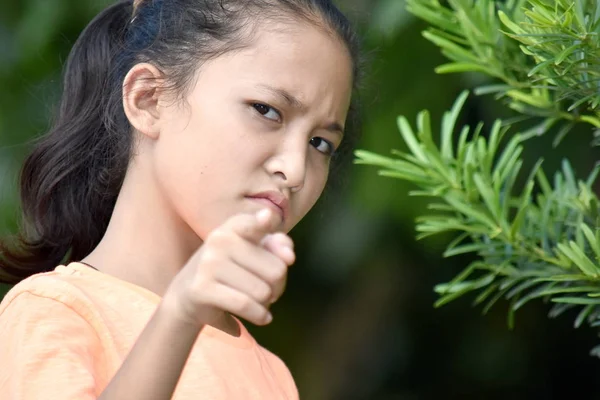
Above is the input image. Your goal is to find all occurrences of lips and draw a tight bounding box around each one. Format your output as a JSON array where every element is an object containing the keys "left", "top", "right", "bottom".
[{"left": 246, "top": 191, "right": 289, "bottom": 221}]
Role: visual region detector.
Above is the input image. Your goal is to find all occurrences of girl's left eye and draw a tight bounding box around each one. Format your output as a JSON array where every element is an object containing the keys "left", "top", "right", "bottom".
[
  {"left": 310, "top": 137, "right": 335, "bottom": 155},
  {"left": 252, "top": 103, "right": 282, "bottom": 122}
]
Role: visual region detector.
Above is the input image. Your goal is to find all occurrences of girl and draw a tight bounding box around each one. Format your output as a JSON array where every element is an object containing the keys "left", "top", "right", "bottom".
[{"left": 0, "top": 0, "right": 360, "bottom": 399}]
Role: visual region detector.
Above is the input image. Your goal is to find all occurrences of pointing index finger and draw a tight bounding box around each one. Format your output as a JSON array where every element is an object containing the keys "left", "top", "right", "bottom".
[{"left": 234, "top": 208, "right": 282, "bottom": 244}]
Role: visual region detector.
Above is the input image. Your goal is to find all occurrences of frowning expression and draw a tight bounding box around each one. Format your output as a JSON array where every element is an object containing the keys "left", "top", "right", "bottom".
[{"left": 152, "top": 20, "right": 353, "bottom": 239}]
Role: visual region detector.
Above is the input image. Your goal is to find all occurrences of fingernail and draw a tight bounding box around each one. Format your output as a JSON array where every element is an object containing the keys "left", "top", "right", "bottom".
[{"left": 265, "top": 312, "right": 273, "bottom": 323}]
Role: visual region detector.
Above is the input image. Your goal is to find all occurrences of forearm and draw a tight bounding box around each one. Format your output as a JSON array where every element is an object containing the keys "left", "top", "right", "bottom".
[{"left": 98, "top": 297, "right": 202, "bottom": 400}]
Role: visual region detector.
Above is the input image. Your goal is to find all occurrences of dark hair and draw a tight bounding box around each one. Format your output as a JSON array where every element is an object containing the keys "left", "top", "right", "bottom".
[{"left": 0, "top": 0, "right": 362, "bottom": 284}]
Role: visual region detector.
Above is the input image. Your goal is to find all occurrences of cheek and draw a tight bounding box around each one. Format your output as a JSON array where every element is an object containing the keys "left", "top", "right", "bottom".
[
  {"left": 152, "top": 144, "right": 234, "bottom": 240},
  {"left": 154, "top": 104, "right": 239, "bottom": 188},
  {"left": 293, "top": 162, "right": 329, "bottom": 220},
  {"left": 152, "top": 137, "right": 206, "bottom": 215},
  {"left": 312, "top": 165, "right": 329, "bottom": 198},
  {"left": 313, "top": 155, "right": 331, "bottom": 188},
  {"left": 150, "top": 132, "right": 221, "bottom": 233},
  {"left": 151, "top": 111, "right": 265, "bottom": 238}
]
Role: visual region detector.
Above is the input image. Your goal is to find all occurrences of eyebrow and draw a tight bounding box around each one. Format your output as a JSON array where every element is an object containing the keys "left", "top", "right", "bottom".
[
  {"left": 257, "top": 84, "right": 304, "bottom": 109},
  {"left": 256, "top": 84, "right": 345, "bottom": 137}
]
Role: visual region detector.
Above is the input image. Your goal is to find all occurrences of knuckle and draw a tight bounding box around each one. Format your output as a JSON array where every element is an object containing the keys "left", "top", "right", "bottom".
[
  {"left": 232, "top": 295, "right": 255, "bottom": 315},
  {"left": 199, "top": 248, "right": 221, "bottom": 268},
  {"left": 207, "top": 229, "right": 232, "bottom": 246},
  {"left": 254, "top": 283, "right": 273, "bottom": 304},
  {"left": 275, "top": 232, "right": 293, "bottom": 248},
  {"left": 268, "top": 261, "right": 287, "bottom": 282}
]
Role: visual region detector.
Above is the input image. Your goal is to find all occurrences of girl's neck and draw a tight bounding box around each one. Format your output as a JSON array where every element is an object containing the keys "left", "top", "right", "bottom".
[{"left": 81, "top": 160, "right": 202, "bottom": 297}]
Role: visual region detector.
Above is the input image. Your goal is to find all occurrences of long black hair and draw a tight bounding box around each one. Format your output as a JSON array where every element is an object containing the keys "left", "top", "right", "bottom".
[{"left": 0, "top": 0, "right": 362, "bottom": 284}]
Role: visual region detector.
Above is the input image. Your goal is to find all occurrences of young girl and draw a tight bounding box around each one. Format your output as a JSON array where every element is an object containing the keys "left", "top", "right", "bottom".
[{"left": 0, "top": 0, "right": 360, "bottom": 398}]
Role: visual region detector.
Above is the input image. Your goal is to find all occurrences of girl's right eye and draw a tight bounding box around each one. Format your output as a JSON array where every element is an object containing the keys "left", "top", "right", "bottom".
[{"left": 252, "top": 103, "right": 282, "bottom": 123}]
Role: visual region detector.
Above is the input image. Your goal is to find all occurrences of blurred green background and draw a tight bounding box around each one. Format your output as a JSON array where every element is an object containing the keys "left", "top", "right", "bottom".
[{"left": 2, "top": 0, "right": 600, "bottom": 398}]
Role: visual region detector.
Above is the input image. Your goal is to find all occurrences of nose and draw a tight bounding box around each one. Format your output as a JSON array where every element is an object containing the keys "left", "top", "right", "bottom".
[{"left": 264, "top": 136, "right": 307, "bottom": 192}]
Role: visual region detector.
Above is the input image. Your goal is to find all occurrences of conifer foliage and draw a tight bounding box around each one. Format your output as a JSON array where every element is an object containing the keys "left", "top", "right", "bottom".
[{"left": 356, "top": 0, "right": 600, "bottom": 356}]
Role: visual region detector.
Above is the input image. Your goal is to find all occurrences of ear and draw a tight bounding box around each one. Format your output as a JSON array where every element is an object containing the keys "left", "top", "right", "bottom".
[{"left": 122, "top": 63, "right": 164, "bottom": 140}]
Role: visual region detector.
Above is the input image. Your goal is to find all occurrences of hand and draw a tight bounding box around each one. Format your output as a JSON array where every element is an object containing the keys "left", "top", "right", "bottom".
[{"left": 164, "top": 209, "right": 295, "bottom": 328}]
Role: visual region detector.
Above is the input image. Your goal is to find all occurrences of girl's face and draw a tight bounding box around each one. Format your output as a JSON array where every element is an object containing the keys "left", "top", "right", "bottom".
[{"left": 149, "top": 21, "right": 353, "bottom": 239}]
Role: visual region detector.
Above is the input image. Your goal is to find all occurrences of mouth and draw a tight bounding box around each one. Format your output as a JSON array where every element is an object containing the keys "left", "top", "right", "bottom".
[{"left": 246, "top": 191, "right": 289, "bottom": 222}]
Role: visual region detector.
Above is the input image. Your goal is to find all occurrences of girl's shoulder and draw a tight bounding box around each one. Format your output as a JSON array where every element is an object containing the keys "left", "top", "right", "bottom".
[
  {"left": 0, "top": 265, "right": 118, "bottom": 396},
  {"left": 0, "top": 263, "right": 99, "bottom": 319},
  {"left": 0, "top": 262, "right": 159, "bottom": 331},
  {"left": 2, "top": 262, "right": 159, "bottom": 308}
]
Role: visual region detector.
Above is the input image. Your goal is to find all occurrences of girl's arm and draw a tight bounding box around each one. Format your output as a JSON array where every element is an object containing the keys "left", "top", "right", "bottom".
[
  {"left": 98, "top": 296, "right": 202, "bottom": 400},
  {"left": 98, "top": 209, "right": 294, "bottom": 399}
]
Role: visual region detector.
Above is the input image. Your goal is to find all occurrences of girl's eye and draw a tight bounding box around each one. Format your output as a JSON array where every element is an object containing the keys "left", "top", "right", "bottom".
[
  {"left": 310, "top": 137, "right": 335, "bottom": 155},
  {"left": 252, "top": 103, "right": 281, "bottom": 122}
]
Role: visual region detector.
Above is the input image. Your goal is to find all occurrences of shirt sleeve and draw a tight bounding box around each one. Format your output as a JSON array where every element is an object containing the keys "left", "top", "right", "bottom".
[{"left": 0, "top": 291, "right": 103, "bottom": 399}]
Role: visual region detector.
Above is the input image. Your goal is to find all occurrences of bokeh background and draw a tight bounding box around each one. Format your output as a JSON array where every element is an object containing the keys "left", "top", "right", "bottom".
[{"left": 2, "top": 0, "right": 600, "bottom": 398}]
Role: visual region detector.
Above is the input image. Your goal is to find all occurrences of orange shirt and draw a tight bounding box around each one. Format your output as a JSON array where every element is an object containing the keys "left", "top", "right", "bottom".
[{"left": 0, "top": 263, "right": 298, "bottom": 399}]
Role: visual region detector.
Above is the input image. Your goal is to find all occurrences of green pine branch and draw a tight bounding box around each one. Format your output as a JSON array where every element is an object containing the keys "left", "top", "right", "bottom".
[
  {"left": 407, "top": 0, "right": 600, "bottom": 137},
  {"left": 355, "top": 91, "right": 600, "bottom": 356}
]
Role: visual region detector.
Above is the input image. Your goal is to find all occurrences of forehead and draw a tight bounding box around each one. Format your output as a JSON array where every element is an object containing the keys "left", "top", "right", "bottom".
[
  {"left": 209, "top": 20, "right": 354, "bottom": 111},
  {"left": 246, "top": 20, "right": 352, "bottom": 74}
]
